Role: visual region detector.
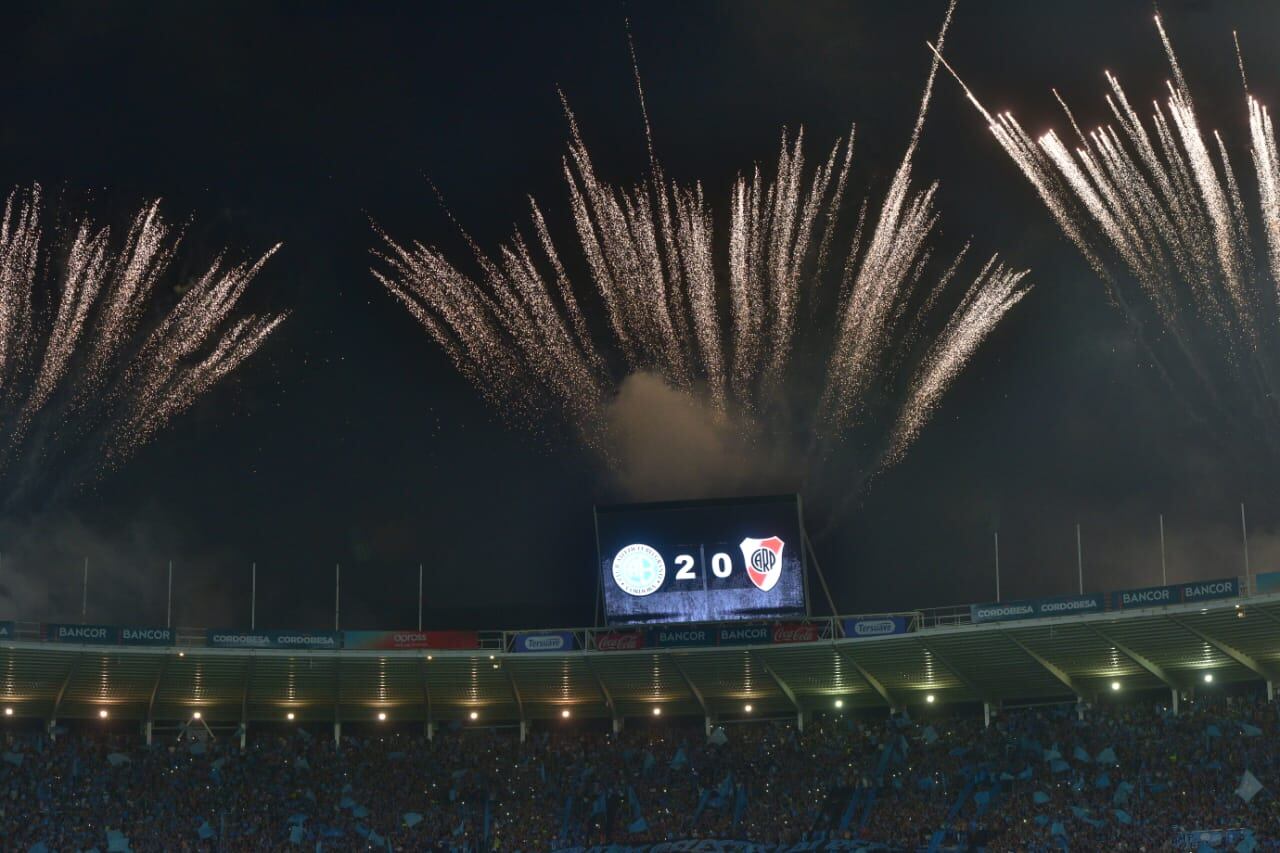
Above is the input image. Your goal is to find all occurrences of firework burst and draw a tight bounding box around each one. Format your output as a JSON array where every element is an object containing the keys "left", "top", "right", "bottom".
[
  {"left": 0, "top": 186, "right": 286, "bottom": 507},
  {"left": 934, "top": 15, "right": 1280, "bottom": 450},
  {"left": 375, "top": 8, "right": 1028, "bottom": 494}
]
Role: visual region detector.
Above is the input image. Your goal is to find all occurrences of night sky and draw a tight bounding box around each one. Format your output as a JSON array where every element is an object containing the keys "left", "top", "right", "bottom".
[{"left": 0, "top": 0, "right": 1277, "bottom": 632}]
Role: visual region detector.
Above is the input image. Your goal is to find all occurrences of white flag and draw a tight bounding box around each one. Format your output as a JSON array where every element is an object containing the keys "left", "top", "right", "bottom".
[{"left": 1236, "top": 769, "right": 1264, "bottom": 803}]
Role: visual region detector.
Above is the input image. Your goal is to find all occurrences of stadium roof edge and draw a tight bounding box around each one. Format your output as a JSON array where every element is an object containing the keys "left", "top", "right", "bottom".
[{"left": 0, "top": 593, "right": 1275, "bottom": 724}]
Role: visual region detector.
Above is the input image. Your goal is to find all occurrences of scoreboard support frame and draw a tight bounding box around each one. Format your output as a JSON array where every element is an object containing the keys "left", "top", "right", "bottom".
[{"left": 801, "top": 521, "right": 840, "bottom": 619}]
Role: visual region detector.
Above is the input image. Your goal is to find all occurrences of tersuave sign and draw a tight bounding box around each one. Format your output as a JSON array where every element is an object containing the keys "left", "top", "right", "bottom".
[
  {"left": 842, "top": 616, "right": 912, "bottom": 637},
  {"left": 512, "top": 631, "right": 577, "bottom": 653}
]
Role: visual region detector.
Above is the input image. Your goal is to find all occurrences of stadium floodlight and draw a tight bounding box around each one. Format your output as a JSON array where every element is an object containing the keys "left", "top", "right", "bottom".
[
  {"left": 192, "top": 711, "right": 202, "bottom": 720},
  {"left": 1203, "top": 673, "right": 1214, "bottom": 683},
  {"left": 834, "top": 699, "right": 844, "bottom": 709},
  {"left": 286, "top": 712, "right": 295, "bottom": 721},
  {"left": 1111, "top": 681, "right": 1121, "bottom": 691},
  {"left": 427, "top": 655, "right": 433, "bottom": 661},
  {"left": 744, "top": 704, "right": 753, "bottom": 713},
  {"left": 3, "top": 708, "right": 11, "bottom": 716},
  {"left": 178, "top": 651, "right": 185, "bottom": 657},
  {"left": 377, "top": 712, "right": 387, "bottom": 721},
  {"left": 561, "top": 709, "right": 570, "bottom": 718},
  {"left": 652, "top": 707, "right": 662, "bottom": 716},
  {"left": 469, "top": 711, "right": 479, "bottom": 720},
  {"left": 98, "top": 709, "right": 109, "bottom": 719},
  {"left": 925, "top": 694, "right": 936, "bottom": 704}
]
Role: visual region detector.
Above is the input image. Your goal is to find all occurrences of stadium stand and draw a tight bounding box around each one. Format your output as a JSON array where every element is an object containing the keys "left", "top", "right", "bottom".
[
  {"left": 0, "top": 690, "right": 1275, "bottom": 850},
  {"left": 1, "top": 578, "right": 1278, "bottom": 848}
]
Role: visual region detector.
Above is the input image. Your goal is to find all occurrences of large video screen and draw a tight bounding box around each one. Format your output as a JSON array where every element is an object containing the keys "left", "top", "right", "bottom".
[{"left": 596, "top": 495, "right": 808, "bottom": 625}]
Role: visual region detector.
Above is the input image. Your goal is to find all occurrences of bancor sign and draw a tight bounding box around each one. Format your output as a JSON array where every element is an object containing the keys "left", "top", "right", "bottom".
[
  {"left": 1110, "top": 577, "right": 1239, "bottom": 610},
  {"left": 45, "top": 624, "right": 174, "bottom": 646}
]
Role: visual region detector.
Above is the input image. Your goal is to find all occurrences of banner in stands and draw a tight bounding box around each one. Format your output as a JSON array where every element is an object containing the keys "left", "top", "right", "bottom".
[
  {"left": 1257, "top": 571, "right": 1280, "bottom": 594},
  {"left": 513, "top": 631, "right": 577, "bottom": 653},
  {"left": 1173, "top": 829, "right": 1253, "bottom": 849},
  {"left": 593, "top": 630, "right": 646, "bottom": 651},
  {"left": 45, "top": 624, "right": 174, "bottom": 646},
  {"left": 1110, "top": 577, "right": 1239, "bottom": 610},
  {"left": 555, "top": 841, "right": 875, "bottom": 852},
  {"left": 206, "top": 630, "right": 341, "bottom": 650},
  {"left": 970, "top": 594, "right": 1104, "bottom": 624},
  {"left": 342, "top": 630, "right": 478, "bottom": 650},
  {"left": 843, "top": 615, "right": 912, "bottom": 637},
  {"left": 0, "top": 621, "right": 14, "bottom": 640}
]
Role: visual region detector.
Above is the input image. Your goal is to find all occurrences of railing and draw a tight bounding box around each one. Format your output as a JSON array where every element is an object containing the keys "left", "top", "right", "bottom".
[{"left": 3, "top": 574, "right": 1268, "bottom": 654}]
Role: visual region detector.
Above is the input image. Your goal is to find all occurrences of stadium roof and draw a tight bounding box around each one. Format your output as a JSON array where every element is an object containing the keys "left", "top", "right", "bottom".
[{"left": 1, "top": 593, "right": 1276, "bottom": 725}]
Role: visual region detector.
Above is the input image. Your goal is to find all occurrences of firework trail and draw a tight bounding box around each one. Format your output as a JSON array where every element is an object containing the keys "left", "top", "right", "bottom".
[
  {"left": 375, "top": 6, "right": 1028, "bottom": 493},
  {"left": 933, "top": 15, "right": 1280, "bottom": 448},
  {"left": 0, "top": 186, "right": 286, "bottom": 508}
]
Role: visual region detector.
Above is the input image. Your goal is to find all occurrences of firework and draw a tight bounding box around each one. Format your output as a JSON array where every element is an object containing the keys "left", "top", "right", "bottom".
[
  {"left": 375, "top": 8, "right": 1028, "bottom": 486},
  {"left": 934, "top": 15, "right": 1280, "bottom": 444},
  {"left": 0, "top": 186, "right": 286, "bottom": 506}
]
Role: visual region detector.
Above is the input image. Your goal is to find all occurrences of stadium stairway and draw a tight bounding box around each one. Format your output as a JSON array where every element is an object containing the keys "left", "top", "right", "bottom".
[
  {"left": 837, "top": 786, "right": 860, "bottom": 833},
  {"left": 857, "top": 787, "right": 877, "bottom": 833}
]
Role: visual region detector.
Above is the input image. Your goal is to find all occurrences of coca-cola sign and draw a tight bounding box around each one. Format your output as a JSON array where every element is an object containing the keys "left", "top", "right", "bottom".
[
  {"left": 594, "top": 630, "right": 645, "bottom": 651},
  {"left": 772, "top": 622, "right": 820, "bottom": 644}
]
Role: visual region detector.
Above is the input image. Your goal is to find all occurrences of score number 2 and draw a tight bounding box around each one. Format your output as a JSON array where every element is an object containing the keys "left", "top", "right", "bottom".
[{"left": 674, "top": 552, "right": 732, "bottom": 580}]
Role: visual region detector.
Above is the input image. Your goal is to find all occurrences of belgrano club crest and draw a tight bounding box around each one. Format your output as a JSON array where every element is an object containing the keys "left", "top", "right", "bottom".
[{"left": 740, "top": 536, "right": 785, "bottom": 592}]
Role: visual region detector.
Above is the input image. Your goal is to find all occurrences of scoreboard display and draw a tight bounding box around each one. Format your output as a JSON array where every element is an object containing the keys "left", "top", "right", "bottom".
[{"left": 595, "top": 495, "right": 808, "bottom": 625}]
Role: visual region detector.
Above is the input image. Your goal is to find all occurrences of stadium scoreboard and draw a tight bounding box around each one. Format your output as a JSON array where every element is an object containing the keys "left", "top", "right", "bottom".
[{"left": 595, "top": 494, "right": 808, "bottom": 625}]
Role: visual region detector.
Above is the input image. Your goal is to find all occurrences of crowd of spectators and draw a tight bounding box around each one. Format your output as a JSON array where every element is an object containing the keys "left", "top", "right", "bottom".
[{"left": 0, "top": 689, "right": 1275, "bottom": 851}]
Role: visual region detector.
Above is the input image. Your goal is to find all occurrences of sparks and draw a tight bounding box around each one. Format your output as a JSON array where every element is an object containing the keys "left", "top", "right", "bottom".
[
  {"left": 940, "top": 16, "right": 1280, "bottom": 449},
  {"left": 0, "top": 186, "right": 286, "bottom": 506},
  {"left": 375, "top": 5, "right": 1028, "bottom": 483}
]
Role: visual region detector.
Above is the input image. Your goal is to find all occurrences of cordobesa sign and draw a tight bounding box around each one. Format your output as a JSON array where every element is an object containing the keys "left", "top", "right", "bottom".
[{"left": 969, "top": 576, "right": 1241, "bottom": 623}]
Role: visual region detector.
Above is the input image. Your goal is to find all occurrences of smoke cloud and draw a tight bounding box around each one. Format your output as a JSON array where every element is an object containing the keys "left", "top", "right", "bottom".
[
  {"left": 601, "top": 371, "right": 800, "bottom": 501},
  {"left": 0, "top": 511, "right": 238, "bottom": 627}
]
